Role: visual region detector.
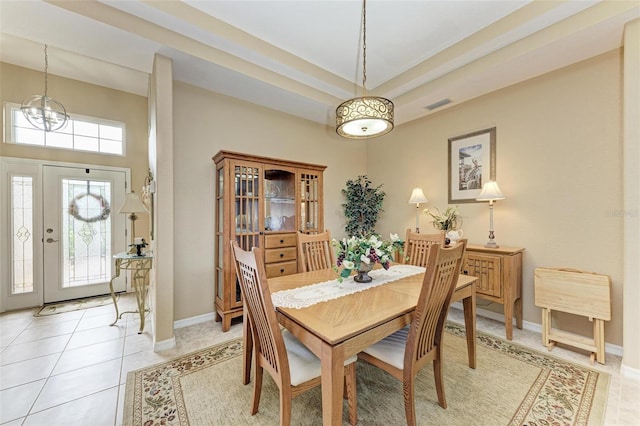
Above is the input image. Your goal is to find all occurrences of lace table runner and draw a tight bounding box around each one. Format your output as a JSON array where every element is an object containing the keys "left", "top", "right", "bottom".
[{"left": 271, "top": 264, "right": 425, "bottom": 309}]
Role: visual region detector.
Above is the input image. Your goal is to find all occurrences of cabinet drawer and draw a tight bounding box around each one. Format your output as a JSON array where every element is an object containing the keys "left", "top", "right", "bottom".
[
  {"left": 265, "top": 261, "right": 298, "bottom": 278},
  {"left": 265, "top": 246, "right": 297, "bottom": 263},
  {"left": 265, "top": 233, "right": 297, "bottom": 249},
  {"left": 463, "top": 253, "right": 502, "bottom": 299}
]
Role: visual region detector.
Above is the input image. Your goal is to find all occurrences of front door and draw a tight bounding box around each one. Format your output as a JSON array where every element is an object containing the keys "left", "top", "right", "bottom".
[{"left": 42, "top": 166, "right": 126, "bottom": 303}]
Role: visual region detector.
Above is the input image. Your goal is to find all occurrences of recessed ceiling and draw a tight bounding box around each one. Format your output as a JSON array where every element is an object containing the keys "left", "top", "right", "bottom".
[{"left": 1, "top": 0, "right": 638, "bottom": 129}]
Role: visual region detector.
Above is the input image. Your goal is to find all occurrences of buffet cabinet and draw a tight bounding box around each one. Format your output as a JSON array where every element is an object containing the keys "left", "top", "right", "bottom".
[
  {"left": 461, "top": 245, "right": 524, "bottom": 340},
  {"left": 213, "top": 151, "right": 325, "bottom": 331}
]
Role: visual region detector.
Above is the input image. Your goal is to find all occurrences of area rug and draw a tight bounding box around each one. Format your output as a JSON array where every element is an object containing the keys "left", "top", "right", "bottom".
[
  {"left": 123, "top": 322, "right": 609, "bottom": 426},
  {"left": 33, "top": 294, "right": 117, "bottom": 316}
]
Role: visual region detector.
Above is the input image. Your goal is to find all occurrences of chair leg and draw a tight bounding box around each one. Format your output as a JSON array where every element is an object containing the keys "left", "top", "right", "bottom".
[
  {"left": 433, "top": 356, "right": 447, "bottom": 409},
  {"left": 403, "top": 373, "right": 417, "bottom": 426},
  {"left": 279, "top": 387, "right": 292, "bottom": 426},
  {"left": 252, "top": 365, "right": 263, "bottom": 415},
  {"left": 344, "top": 363, "right": 358, "bottom": 425}
]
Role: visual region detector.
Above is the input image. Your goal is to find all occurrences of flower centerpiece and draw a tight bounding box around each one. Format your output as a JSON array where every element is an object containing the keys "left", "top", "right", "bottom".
[
  {"left": 332, "top": 233, "right": 403, "bottom": 283},
  {"left": 424, "top": 206, "right": 461, "bottom": 232}
]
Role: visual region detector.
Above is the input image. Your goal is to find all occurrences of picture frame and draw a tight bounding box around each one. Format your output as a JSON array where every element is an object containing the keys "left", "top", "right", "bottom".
[{"left": 448, "top": 127, "right": 496, "bottom": 203}]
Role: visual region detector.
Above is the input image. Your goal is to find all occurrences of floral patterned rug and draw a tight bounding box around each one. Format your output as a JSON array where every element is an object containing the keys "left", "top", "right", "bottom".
[{"left": 124, "top": 322, "right": 609, "bottom": 426}]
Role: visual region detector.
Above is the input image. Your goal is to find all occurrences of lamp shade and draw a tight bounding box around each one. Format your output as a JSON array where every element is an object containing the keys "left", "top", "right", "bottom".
[
  {"left": 408, "top": 187, "right": 428, "bottom": 204},
  {"left": 117, "top": 192, "right": 148, "bottom": 214},
  {"left": 336, "top": 96, "right": 394, "bottom": 139},
  {"left": 476, "top": 181, "right": 506, "bottom": 201}
]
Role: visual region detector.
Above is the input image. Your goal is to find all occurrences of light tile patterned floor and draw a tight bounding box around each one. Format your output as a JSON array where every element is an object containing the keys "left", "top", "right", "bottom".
[{"left": 0, "top": 294, "right": 637, "bottom": 425}]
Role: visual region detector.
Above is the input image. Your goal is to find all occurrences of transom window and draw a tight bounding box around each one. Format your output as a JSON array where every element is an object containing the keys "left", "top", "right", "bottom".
[{"left": 4, "top": 102, "right": 125, "bottom": 156}]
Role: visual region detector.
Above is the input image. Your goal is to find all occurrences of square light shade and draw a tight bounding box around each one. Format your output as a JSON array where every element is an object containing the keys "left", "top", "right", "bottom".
[
  {"left": 476, "top": 181, "right": 506, "bottom": 201},
  {"left": 117, "top": 192, "right": 148, "bottom": 214},
  {"left": 408, "top": 187, "right": 428, "bottom": 204}
]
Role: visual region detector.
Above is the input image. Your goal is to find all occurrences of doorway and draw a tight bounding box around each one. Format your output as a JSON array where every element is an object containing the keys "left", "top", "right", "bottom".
[{"left": 42, "top": 165, "right": 127, "bottom": 303}]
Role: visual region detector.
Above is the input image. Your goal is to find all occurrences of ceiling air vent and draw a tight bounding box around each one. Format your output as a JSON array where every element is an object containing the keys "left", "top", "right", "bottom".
[{"left": 425, "top": 98, "right": 451, "bottom": 111}]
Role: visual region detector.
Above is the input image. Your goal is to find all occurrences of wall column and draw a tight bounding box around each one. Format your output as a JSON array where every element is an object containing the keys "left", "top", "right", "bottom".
[
  {"left": 149, "top": 54, "right": 176, "bottom": 350},
  {"left": 622, "top": 18, "right": 640, "bottom": 377}
]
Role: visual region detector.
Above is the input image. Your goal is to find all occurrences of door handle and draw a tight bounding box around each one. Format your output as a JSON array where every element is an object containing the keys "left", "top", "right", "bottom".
[{"left": 46, "top": 238, "right": 59, "bottom": 243}]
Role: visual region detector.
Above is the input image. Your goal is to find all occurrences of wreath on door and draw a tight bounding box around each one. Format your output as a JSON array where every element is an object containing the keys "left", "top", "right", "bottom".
[{"left": 68, "top": 193, "right": 111, "bottom": 223}]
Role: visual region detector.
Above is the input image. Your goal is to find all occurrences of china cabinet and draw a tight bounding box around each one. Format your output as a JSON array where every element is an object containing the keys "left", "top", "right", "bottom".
[
  {"left": 462, "top": 245, "right": 524, "bottom": 340},
  {"left": 213, "top": 151, "right": 325, "bottom": 331}
]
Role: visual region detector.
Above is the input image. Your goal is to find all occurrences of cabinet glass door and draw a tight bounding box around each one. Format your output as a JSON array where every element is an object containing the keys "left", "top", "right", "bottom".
[
  {"left": 215, "top": 166, "right": 224, "bottom": 301},
  {"left": 264, "top": 169, "right": 295, "bottom": 232},
  {"left": 300, "top": 172, "right": 320, "bottom": 233},
  {"left": 234, "top": 164, "right": 261, "bottom": 249}
]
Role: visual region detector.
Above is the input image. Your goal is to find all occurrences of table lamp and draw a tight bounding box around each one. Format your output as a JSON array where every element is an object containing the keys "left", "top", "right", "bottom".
[
  {"left": 117, "top": 191, "right": 148, "bottom": 247},
  {"left": 408, "top": 187, "right": 428, "bottom": 233},
  {"left": 476, "top": 181, "right": 506, "bottom": 248}
]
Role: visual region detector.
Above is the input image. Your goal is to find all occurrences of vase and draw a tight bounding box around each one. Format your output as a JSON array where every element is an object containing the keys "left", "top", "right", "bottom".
[{"left": 354, "top": 263, "right": 373, "bottom": 283}]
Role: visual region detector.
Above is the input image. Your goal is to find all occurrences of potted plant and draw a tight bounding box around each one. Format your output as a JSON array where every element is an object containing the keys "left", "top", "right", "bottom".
[
  {"left": 424, "top": 206, "right": 462, "bottom": 232},
  {"left": 341, "top": 175, "right": 385, "bottom": 237}
]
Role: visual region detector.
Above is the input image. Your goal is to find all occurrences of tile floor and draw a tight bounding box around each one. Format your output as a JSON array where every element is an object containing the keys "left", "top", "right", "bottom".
[{"left": 0, "top": 294, "right": 637, "bottom": 425}]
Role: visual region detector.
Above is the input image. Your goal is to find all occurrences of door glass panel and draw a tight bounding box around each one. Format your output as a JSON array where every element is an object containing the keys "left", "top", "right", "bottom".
[
  {"left": 11, "top": 176, "right": 34, "bottom": 294},
  {"left": 62, "top": 179, "right": 112, "bottom": 287}
]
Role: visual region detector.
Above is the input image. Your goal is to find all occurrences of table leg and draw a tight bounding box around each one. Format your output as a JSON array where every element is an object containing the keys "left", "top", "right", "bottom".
[
  {"left": 132, "top": 268, "right": 150, "bottom": 334},
  {"left": 514, "top": 296, "right": 523, "bottom": 330},
  {"left": 320, "top": 342, "right": 344, "bottom": 426},
  {"left": 109, "top": 274, "right": 120, "bottom": 327},
  {"left": 462, "top": 283, "right": 477, "bottom": 369},
  {"left": 504, "top": 298, "right": 514, "bottom": 340}
]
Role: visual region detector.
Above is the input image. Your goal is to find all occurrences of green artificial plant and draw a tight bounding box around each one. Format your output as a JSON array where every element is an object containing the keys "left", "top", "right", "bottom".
[{"left": 341, "top": 175, "right": 386, "bottom": 237}]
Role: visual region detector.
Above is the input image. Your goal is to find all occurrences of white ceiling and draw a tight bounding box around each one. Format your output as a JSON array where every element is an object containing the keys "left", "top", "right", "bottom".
[{"left": 1, "top": 0, "right": 638, "bottom": 129}]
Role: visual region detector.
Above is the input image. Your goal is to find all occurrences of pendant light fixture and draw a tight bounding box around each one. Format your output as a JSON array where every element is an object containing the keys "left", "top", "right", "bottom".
[
  {"left": 336, "top": 0, "right": 394, "bottom": 139},
  {"left": 21, "top": 44, "right": 69, "bottom": 132}
]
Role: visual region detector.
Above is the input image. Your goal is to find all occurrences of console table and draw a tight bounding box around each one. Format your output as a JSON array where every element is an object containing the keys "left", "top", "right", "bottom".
[
  {"left": 109, "top": 252, "right": 153, "bottom": 334},
  {"left": 462, "top": 245, "right": 524, "bottom": 340}
]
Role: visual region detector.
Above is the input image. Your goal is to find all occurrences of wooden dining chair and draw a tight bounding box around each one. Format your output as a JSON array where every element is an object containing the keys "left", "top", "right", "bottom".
[
  {"left": 230, "top": 241, "right": 358, "bottom": 426},
  {"left": 358, "top": 240, "right": 467, "bottom": 426},
  {"left": 296, "top": 230, "right": 336, "bottom": 272},
  {"left": 403, "top": 228, "right": 445, "bottom": 266}
]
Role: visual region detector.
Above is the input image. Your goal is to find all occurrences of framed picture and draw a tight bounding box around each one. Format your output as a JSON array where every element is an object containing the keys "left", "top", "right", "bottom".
[{"left": 448, "top": 127, "right": 496, "bottom": 203}]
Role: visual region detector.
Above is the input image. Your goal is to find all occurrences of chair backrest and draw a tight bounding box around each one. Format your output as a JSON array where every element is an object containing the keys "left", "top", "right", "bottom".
[
  {"left": 403, "top": 228, "right": 446, "bottom": 266},
  {"left": 297, "top": 230, "right": 336, "bottom": 272},
  {"left": 230, "top": 241, "right": 290, "bottom": 386},
  {"left": 405, "top": 239, "right": 467, "bottom": 366}
]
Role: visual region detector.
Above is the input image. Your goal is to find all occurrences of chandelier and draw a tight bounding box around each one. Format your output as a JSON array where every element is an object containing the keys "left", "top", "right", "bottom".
[
  {"left": 336, "top": 0, "right": 394, "bottom": 139},
  {"left": 21, "top": 44, "right": 69, "bottom": 132}
]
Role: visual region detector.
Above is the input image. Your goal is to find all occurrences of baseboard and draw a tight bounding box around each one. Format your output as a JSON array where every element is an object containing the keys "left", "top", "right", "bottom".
[
  {"left": 154, "top": 336, "right": 176, "bottom": 352},
  {"left": 450, "top": 302, "right": 623, "bottom": 357},
  {"left": 620, "top": 363, "right": 640, "bottom": 380},
  {"left": 174, "top": 312, "right": 216, "bottom": 329}
]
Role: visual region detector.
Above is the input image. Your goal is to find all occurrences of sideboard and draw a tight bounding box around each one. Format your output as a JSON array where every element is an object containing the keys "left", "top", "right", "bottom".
[{"left": 462, "top": 245, "right": 524, "bottom": 340}]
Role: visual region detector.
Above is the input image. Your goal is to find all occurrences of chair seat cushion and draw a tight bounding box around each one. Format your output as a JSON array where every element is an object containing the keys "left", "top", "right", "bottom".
[
  {"left": 361, "top": 326, "right": 409, "bottom": 370},
  {"left": 282, "top": 330, "right": 357, "bottom": 386}
]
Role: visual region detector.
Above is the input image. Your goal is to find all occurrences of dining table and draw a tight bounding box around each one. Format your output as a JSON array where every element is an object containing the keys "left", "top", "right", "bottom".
[{"left": 242, "top": 265, "right": 478, "bottom": 426}]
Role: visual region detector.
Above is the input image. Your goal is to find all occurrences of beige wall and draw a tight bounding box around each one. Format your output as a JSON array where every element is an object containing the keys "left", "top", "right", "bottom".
[
  {"left": 171, "top": 81, "right": 367, "bottom": 320},
  {"left": 368, "top": 49, "right": 624, "bottom": 345},
  {"left": 0, "top": 62, "right": 150, "bottom": 238}
]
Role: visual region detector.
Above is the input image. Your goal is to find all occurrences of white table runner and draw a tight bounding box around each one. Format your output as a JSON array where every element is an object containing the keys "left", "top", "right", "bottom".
[{"left": 271, "top": 264, "right": 425, "bottom": 309}]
